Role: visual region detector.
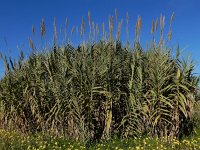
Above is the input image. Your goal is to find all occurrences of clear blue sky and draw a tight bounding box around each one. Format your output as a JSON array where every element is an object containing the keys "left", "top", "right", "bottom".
[{"left": 0, "top": 0, "right": 200, "bottom": 77}]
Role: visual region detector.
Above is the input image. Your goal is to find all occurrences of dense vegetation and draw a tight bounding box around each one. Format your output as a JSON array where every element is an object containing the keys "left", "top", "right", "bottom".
[
  {"left": 1, "top": 129, "right": 200, "bottom": 150},
  {"left": 0, "top": 12, "right": 199, "bottom": 148}
]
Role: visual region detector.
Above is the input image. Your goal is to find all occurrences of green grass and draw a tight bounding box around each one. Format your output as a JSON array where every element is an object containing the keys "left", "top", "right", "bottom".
[
  {"left": 0, "top": 11, "right": 200, "bottom": 148},
  {"left": 1, "top": 129, "right": 200, "bottom": 149}
]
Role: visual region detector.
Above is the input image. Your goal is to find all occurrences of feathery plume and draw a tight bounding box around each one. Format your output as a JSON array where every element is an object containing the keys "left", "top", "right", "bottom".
[
  {"left": 117, "top": 20, "right": 122, "bottom": 40},
  {"left": 71, "top": 26, "right": 75, "bottom": 35},
  {"left": 109, "top": 16, "right": 114, "bottom": 40},
  {"left": 32, "top": 25, "right": 35, "bottom": 34},
  {"left": 88, "top": 11, "right": 91, "bottom": 26},
  {"left": 115, "top": 8, "right": 118, "bottom": 22},
  {"left": 29, "top": 37, "right": 34, "bottom": 50},
  {"left": 151, "top": 20, "right": 155, "bottom": 34},
  {"left": 126, "top": 12, "right": 129, "bottom": 25},
  {"left": 81, "top": 17, "right": 85, "bottom": 37},
  {"left": 170, "top": 12, "right": 175, "bottom": 26},
  {"left": 65, "top": 18, "right": 68, "bottom": 27},
  {"left": 41, "top": 18, "right": 46, "bottom": 36},
  {"left": 96, "top": 23, "right": 99, "bottom": 37},
  {"left": 160, "top": 14, "right": 163, "bottom": 30},
  {"left": 126, "top": 12, "right": 129, "bottom": 41},
  {"left": 138, "top": 15, "right": 142, "bottom": 29},
  {"left": 102, "top": 22, "right": 105, "bottom": 39},
  {"left": 160, "top": 14, "right": 165, "bottom": 30},
  {"left": 54, "top": 17, "right": 58, "bottom": 41},
  {"left": 155, "top": 18, "right": 158, "bottom": 31},
  {"left": 135, "top": 15, "right": 142, "bottom": 37},
  {"left": 167, "top": 29, "right": 172, "bottom": 40},
  {"left": 64, "top": 18, "right": 68, "bottom": 40},
  {"left": 92, "top": 21, "right": 95, "bottom": 37},
  {"left": 162, "top": 16, "right": 165, "bottom": 29}
]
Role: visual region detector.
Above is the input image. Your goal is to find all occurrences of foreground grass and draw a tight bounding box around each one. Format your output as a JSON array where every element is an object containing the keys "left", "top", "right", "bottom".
[{"left": 1, "top": 129, "right": 200, "bottom": 150}]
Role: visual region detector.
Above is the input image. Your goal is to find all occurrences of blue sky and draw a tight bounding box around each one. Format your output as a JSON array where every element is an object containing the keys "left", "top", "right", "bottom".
[{"left": 0, "top": 0, "right": 200, "bottom": 77}]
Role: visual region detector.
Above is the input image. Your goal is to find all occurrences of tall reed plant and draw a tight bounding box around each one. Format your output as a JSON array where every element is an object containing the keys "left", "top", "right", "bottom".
[{"left": 0, "top": 12, "right": 199, "bottom": 143}]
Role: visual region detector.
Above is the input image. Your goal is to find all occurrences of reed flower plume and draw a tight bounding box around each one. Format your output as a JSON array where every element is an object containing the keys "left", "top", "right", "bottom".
[
  {"left": 54, "top": 17, "right": 58, "bottom": 42},
  {"left": 135, "top": 15, "right": 142, "bottom": 40},
  {"left": 40, "top": 18, "right": 46, "bottom": 36},
  {"left": 32, "top": 25, "right": 35, "bottom": 34}
]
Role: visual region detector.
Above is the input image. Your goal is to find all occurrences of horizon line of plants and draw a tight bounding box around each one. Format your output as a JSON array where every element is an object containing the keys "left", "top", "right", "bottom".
[{"left": 0, "top": 10, "right": 199, "bottom": 143}]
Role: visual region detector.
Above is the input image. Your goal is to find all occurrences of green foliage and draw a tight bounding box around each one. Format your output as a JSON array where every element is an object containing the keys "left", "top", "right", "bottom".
[
  {"left": 1, "top": 129, "right": 200, "bottom": 149},
  {"left": 0, "top": 13, "right": 199, "bottom": 143}
]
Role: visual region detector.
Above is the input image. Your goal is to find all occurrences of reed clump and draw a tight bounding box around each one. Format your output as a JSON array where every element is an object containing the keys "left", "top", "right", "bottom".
[{"left": 0, "top": 12, "right": 199, "bottom": 143}]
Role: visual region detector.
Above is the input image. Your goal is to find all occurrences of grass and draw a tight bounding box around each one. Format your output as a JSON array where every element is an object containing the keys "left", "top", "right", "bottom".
[
  {"left": 0, "top": 10, "right": 200, "bottom": 149},
  {"left": 1, "top": 129, "right": 200, "bottom": 149}
]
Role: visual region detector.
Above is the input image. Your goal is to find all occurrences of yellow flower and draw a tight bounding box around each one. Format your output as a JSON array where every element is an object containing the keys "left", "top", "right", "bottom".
[
  {"left": 136, "top": 146, "right": 140, "bottom": 150},
  {"left": 143, "top": 140, "right": 147, "bottom": 145},
  {"left": 174, "top": 141, "right": 179, "bottom": 145}
]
